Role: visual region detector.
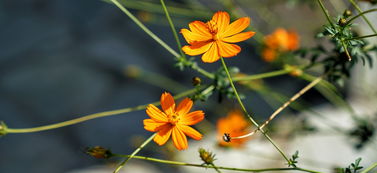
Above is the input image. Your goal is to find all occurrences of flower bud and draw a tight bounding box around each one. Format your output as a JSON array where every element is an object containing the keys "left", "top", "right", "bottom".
[
  {"left": 343, "top": 10, "right": 352, "bottom": 18},
  {"left": 0, "top": 121, "right": 7, "bottom": 136},
  {"left": 125, "top": 65, "right": 141, "bottom": 78},
  {"left": 338, "top": 18, "right": 347, "bottom": 27},
  {"left": 192, "top": 77, "right": 201, "bottom": 86},
  {"left": 86, "top": 146, "right": 113, "bottom": 159},
  {"left": 198, "top": 148, "right": 216, "bottom": 165}
]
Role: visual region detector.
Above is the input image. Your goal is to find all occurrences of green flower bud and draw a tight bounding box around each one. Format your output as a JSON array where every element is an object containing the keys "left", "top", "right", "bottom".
[
  {"left": 338, "top": 18, "right": 347, "bottom": 27},
  {"left": 343, "top": 10, "right": 352, "bottom": 18},
  {"left": 198, "top": 148, "right": 216, "bottom": 165}
]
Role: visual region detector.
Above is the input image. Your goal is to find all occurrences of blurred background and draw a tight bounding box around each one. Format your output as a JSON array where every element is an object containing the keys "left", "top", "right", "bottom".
[{"left": 0, "top": 0, "right": 376, "bottom": 173}]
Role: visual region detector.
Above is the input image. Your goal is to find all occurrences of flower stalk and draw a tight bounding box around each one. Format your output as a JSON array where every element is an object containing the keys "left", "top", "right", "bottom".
[
  {"left": 110, "top": 0, "right": 213, "bottom": 79},
  {"left": 232, "top": 75, "right": 324, "bottom": 139},
  {"left": 3, "top": 87, "right": 202, "bottom": 134},
  {"left": 113, "top": 153, "right": 322, "bottom": 173},
  {"left": 219, "top": 57, "right": 290, "bottom": 163},
  {"left": 113, "top": 134, "right": 156, "bottom": 173},
  {"left": 348, "top": 0, "right": 377, "bottom": 34}
]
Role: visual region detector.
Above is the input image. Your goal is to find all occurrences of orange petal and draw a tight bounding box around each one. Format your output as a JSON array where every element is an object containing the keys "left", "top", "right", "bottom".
[
  {"left": 182, "top": 42, "right": 213, "bottom": 56},
  {"left": 176, "top": 98, "right": 193, "bottom": 116},
  {"left": 262, "top": 48, "right": 277, "bottom": 62},
  {"left": 287, "top": 31, "right": 299, "bottom": 51},
  {"left": 180, "top": 28, "right": 212, "bottom": 44},
  {"left": 180, "top": 110, "right": 204, "bottom": 125},
  {"left": 201, "top": 43, "right": 220, "bottom": 63},
  {"left": 211, "top": 11, "right": 230, "bottom": 33},
  {"left": 178, "top": 125, "right": 202, "bottom": 140},
  {"left": 275, "top": 29, "right": 289, "bottom": 50},
  {"left": 146, "top": 104, "right": 168, "bottom": 122},
  {"left": 217, "top": 41, "right": 241, "bottom": 58},
  {"left": 160, "top": 92, "right": 175, "bottom": 115},
  {"left": 143, "top": 119, "right": 167, "bottom": 132},
  {"left": 222, "top": 31, "right": 255, "bottom": 43},
  {"left": 153, "top": 124, "right": 173, "bottom": 146},
  {"left": 222, "top": 17, "right": 250, "bottom": 37},
  {"left": 188, "top": 21, "right": 212, "bottom": 38},
  {"left": 172, "top": 127, "right": 188, "bottom": 150}
]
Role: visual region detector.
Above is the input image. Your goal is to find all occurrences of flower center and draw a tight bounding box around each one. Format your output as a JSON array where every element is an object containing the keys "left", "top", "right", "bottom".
[
  {"left": 168, "top": 113, "right": 180, "bottom": 125},
  {"left": 207, "top": 21, "right": 220, "bottom": 41},
  {"left": 207, "top": 21, "right": 218, "bottom": 34}
]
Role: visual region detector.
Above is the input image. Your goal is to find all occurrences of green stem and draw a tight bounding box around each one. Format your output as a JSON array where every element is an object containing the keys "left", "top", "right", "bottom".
[
  {"left": 341, "top": 40, "right": 352, "bottom": 61},
  {"left": 110, "top": 0, "right": 180, "bottom": 57},
  {"left": 219, "top": 0, "right": 263, "bottom": 43},
  {"left": 191, "top": 63, "right": 215, "bottom": 79},
  {"left": 233, "top": 75, "right": 324, "bottom": 140},
  {"left": 211, "top": 163, "right": 222, "bottom": 173},
  {"left": 113, "top": 154, "right": 322, "bottom": 173},
  {"left": 233, "top": 69, "right": 292, "bottom": 82},
  {"left": 219, "top": 57, "right": 290, "bottom": 163},
  {"left": 317, "top": 0, "right": 335, "bottom": 28},
  {"left": 113, "top": 134, "right": 156, "bottom": 173},
  {"left": 127, "top": 66, "right": 187, "bottom": 93},
  {"left": 317, "top": 0, "right": 352, "bottom": 61},
  {"left": 4, "top": 87, "right": 203, "bottom": 134},
  {"left": 110, "top": 0, "right": 213, "bottom": 79},
  {"left": 299, "top": 73, "right": 356, "bottom": 116},
  {"left": 345, "top": 34, "right": 377, "bottom": 41},
  {"left": 346, "top": 8, "right": 377, "bottom": 27},
  {"left": 348, "top": 0, "right": 377, "bottom": 34},
  {"left": 361, "top": 162, "right": 377, "bottom": 173},
  {"left": 160, "top": 0, "right": 186, "bottom": 60},
  {"left": 251, "top": 82, "right": 346, "bottom": 134},
  {"left": 109, "top": 0, "right": 212, "bottom": 18}
]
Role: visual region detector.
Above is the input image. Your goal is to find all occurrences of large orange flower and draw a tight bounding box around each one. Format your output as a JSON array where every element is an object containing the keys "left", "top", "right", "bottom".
[
  {"left": 181, "top": 11, "right": 255, "bottom": 63},
  {"left": 217, "top": 110, "right": 251, "bottom": 148},
  {"left": 262, "top": 28, "right": 299, "bottom": 62},
  {"left": 143, "top": 92, "right": 205, "bottom": 150}
]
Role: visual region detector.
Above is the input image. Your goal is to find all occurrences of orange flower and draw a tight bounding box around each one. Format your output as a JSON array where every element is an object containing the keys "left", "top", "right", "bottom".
[
  {"left": 143, "top": 92, "right": 205, "bottom": 150},
  {"left": 217, "top": 110, "right": 251, "bottom": 148},
  {"left": 261, "top": 48, "right": 277, "bottom": 63},
  {"left": 181, "top": 11, "right": 255, "bottom": 63},
  {"left": 262, "top": 28, "right": 299, "bottom": 62}
]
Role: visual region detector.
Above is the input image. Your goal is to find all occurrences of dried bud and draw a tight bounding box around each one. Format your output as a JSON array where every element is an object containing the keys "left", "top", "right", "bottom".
[
  {"left": 343, "top": 10, "right": 352, "bottom": 18},
  {"left": 192, "top": 77, "right": 201, "bottom": 86},
  {"left": 198, "top": 148, "right": 216, "bottom": 165},
  {"left": 86, "top": 146, "right": 113, "bottom": 159},
  {"left": 338, "top": 18, "right": 347, "bottom": 27}
]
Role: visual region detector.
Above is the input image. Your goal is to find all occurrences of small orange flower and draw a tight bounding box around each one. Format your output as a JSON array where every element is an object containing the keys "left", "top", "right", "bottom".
[
  {"left": 217, "top": 110, "right": 251, "bottom": 148},
  {"left": 262, "top": 28, "right": 299, "bottom": 62},
  {"left": 143, "top": 92, "right": 205, "bottom": 150},
  {"left": 181, "top": 11, "right": 255, "bottom": 63}
]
